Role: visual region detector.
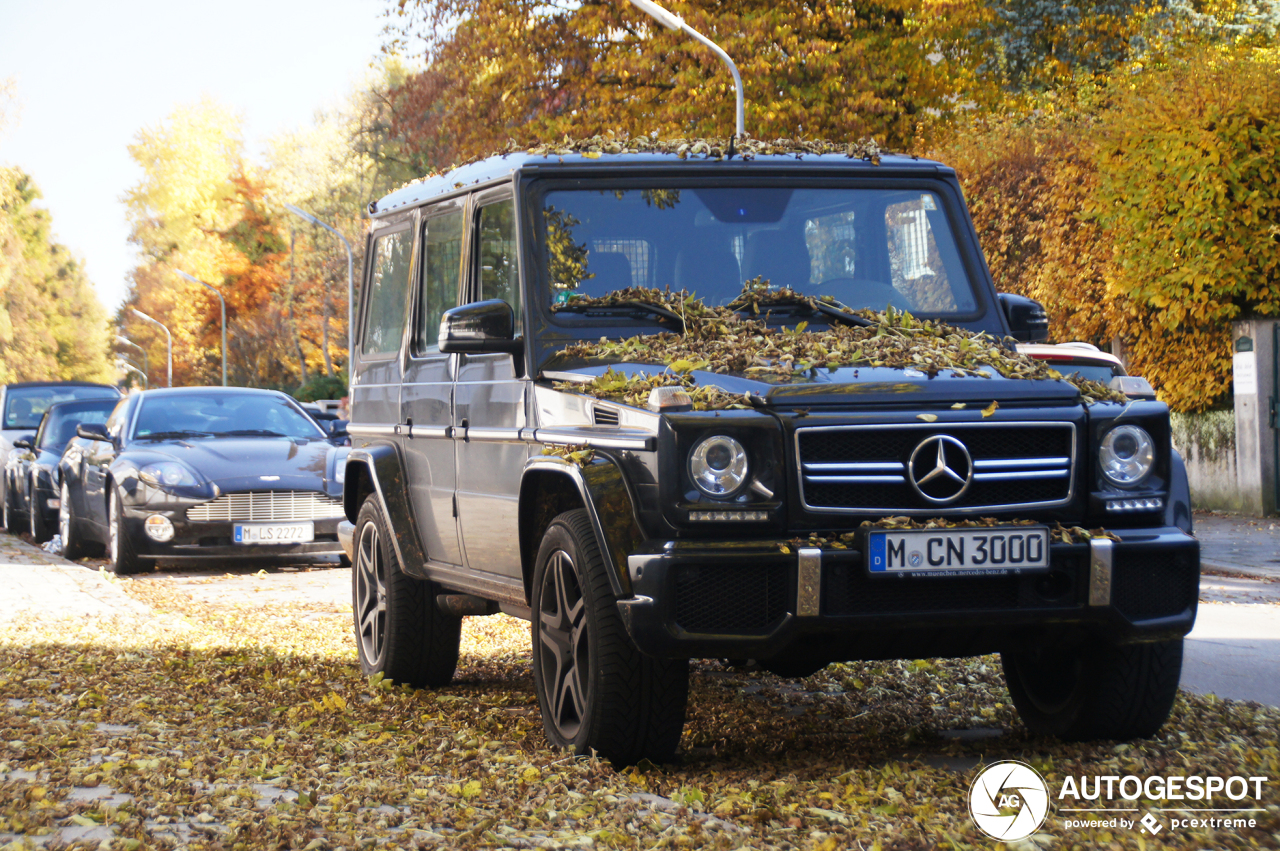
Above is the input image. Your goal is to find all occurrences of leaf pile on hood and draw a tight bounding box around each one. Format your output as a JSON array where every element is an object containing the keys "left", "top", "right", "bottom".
[
  {"left": 514, "top": 132, "right": 882, "bottom": 163},
  {"left": 550, "top": 283, "right": 1130, "bottom": 408}
]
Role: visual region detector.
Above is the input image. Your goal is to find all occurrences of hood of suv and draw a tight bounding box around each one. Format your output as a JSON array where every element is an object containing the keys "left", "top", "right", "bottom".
[{"left": 545, "top": 361, "right": 1083, "bottom": 409}]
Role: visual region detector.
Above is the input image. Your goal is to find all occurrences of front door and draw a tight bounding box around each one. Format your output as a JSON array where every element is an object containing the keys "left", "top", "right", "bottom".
[
  {"left": 400, "top": 201, "right": 465, "bottom": 566},
  {"left": 350, "top": 218, "right": 414, "bottom": 443},
  {"left": 454, "top": 192, "right": 527, "bottom": 580}
]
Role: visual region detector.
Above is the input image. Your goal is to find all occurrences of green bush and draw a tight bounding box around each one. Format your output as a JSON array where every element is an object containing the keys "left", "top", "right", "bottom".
[{"left": 294, "top": 372, "right": 348, "bottom": 403}]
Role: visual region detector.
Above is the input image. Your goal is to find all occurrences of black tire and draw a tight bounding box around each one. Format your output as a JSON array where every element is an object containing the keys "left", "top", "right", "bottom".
[
  {"left": 59, "top": 481, "right": 100, "bottom": 560},
  {"left": 29, "top": 488, "right": 51, "bottom": 544},
  {"left": 1002, "top": 638, "right": 1183, "bottom": 741},
  {"left": 108, "top": 486, "right": 146, "bottom": 575},
  {"left": 352, "top": 496, "right": 460, "bottom": 687},
  {"left": 531, "top": 509, "right": 689, "bottom": 766}
]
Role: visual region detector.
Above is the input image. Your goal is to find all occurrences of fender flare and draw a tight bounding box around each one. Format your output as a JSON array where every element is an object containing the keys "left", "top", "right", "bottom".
[
  {"left": 519, "top": 455, "right": 645, "bottom": 601},
  {"left": 343, "top": 443, "right": 428, "bottom": 577}
]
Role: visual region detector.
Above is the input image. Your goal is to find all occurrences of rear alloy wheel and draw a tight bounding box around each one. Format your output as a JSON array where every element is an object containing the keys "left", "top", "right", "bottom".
[
  {"left": 108, "top": 487, "right": 146, "bottom": 575},
  {"left": 1002, "top": 638, "right": 1183, "bottom": 741},
  {"left": 58, "top": 481, "right": 98, "bottom": 560},
  {"left": 531, "top": 509, "right": 689, "bottom": 766},
  {"left": 352, "top": 496, "right": 460, "bottom": 687}
]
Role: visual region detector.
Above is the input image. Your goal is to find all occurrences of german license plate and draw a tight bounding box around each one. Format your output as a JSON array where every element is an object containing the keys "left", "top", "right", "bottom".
[
  {"left": 234, "top": 522, "right": 315, "bottom": 544},
  {"left": 867, "top": 527, "right": 1049, "bottom": 576}
]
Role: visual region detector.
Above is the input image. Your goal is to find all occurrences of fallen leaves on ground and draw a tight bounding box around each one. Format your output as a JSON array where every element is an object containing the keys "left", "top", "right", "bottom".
[{"left": 0, "top": 570, "right": 1276, "bottom": 850}]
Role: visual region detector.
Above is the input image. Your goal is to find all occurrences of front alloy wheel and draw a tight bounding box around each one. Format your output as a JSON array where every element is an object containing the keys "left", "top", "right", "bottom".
[
  {"left": 1002, "top": 638, "right": 1183, "bottom": 741},
  {"left": 108, "top": 487, "right": 145, "bottom": 575},
  {"left": 531, "top": 509, "right": 688, "bottom": 766}
]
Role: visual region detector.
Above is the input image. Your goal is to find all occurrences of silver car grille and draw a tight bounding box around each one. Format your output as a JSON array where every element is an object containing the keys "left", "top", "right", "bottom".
[
  {"left": 186, "top": 491, "right": 345, "bottom": 522},
  {"left": 796, "top": 422, "right": 1076, "bottom": 514}
]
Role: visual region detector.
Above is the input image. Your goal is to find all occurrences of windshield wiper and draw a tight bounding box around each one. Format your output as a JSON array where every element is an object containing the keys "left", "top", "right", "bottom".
[
  {"left": 215, "top": 429, "right": 287, "bottom": 437},
  {"left": 135, "top": 430, "right": 214, "bottom": 440},
  {"left": 736, "top": 296, "right": 873, "bottom": 328},
  {"left": 554, "top": 301, "right": 686, "bottom": 333}
]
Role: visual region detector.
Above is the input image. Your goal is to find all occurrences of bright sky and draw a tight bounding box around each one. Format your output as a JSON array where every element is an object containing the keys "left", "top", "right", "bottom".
[{"left": 0, "top": 0, "right": 392, "bottom": 313}]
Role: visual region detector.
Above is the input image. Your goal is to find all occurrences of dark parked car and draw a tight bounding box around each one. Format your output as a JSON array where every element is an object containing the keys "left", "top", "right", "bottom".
[
  {"left": 59, "top": 387, "right": 349, "bottom": 573},
  {"left": 3, "top": 398, "right": 120, "bottom": 542},
  {"left": 339, "top": 148, "right": 1199, "bottom": 765},
  {"left": 0, "top": 381, "right": 122, "bottom": 527}
]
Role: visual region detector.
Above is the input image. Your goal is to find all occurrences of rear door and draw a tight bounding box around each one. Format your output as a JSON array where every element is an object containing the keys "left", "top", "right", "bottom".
[
  {"left": 453, "top": 190, "right": 528, "bottom": 580},
  {"left": 399, "top": 200, "right": 466, "bottom": 566}
]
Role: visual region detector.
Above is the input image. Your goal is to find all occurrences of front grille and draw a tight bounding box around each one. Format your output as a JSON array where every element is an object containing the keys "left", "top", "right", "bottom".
[
  {"left": 1113, "top": 553, "right": 1198, "bottom": 621},
  {"left": 187, "top": 491, "right": 344, "bottom": 522},
  {"left": 797, "top": 422, "right": 1075, "bottom": 513},
  {"left": 673, "top": 563, "right": 789, "bottom": 634}
]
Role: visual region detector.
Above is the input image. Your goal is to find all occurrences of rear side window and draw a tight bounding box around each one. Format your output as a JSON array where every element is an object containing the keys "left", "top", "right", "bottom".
[
  {"left": 477, "top": 199, "right": 521, "bottom": 324},
  {"left": 363, "top": 228, "right": 413, "bottom": 355},
  {"left": 416, "top": 210, "right": 464, "bottom": 353}
]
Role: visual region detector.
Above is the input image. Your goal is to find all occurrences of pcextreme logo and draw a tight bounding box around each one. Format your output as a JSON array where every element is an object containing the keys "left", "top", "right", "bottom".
[{"left": 968, "top": 760, "right": 1050, "bottom": 841}]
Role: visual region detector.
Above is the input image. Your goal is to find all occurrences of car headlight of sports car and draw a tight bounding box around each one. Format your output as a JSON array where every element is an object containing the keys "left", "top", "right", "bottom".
[{"left": 139, "top": 461, "right": 199, "bottom": 489}]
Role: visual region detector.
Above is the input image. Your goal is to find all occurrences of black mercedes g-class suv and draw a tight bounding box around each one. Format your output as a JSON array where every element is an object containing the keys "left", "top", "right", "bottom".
[{"left": 339, "top": 143, "right": 1198, "bottom": 765}]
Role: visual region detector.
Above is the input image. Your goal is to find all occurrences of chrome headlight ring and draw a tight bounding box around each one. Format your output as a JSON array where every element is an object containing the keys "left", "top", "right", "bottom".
[
  {"left": 688, "top": 435, "right": 749, "bottom": 497},
  {"left": 1099, "top": 425, "right": 1155, "bottom": 488}
]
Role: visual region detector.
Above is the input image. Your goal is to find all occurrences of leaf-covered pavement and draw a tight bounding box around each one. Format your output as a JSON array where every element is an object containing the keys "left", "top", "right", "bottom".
[{"left": 1, "top": 568, "right": 1278, "bottom": 850}]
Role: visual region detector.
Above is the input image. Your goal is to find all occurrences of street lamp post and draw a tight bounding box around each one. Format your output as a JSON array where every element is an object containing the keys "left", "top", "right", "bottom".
[
  {"left": 282, "top": 204, "right": 354, "bottom": 361},
  {"left": 176, "top": 271, "right": 227, "bottom": 387},
  {"left": 116, "top": 358, "right": 148, "bottom": 390},
  {"left": 130, "top": 308, "right": 172, "bottom": 388},
  {"left": 627, "top": 0, "right": 745, "bottom": 138},
  {"left": 114, "top": 335, "right": 148, "bottom": 382}
]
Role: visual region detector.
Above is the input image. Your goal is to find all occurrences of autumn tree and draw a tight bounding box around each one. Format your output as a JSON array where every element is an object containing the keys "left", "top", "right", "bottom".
[
  {"left": 383, "top": 0, "right": 1003, "bottom": 164},
  {"left": 0, "top": 168, "right": 112, "bottom": 384}
]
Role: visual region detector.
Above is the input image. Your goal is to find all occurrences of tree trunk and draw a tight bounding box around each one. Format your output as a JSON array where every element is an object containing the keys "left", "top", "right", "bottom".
[{"left": 290, "top": 229, "right": 308, "bottom": 386}]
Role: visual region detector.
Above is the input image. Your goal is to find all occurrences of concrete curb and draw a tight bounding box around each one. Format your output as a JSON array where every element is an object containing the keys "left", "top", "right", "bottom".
[{"left": 1200, "top": 559, "right": 1280, "bottom": 581}]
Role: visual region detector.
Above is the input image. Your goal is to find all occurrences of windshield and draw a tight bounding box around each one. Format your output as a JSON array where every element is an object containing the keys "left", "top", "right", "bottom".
[
  {"left": 540, "top": 186, "right": 978, "bottom": 321},
  {"left": 132, "top": 393, "right": 325, "bottom": 440},
  {"left": 37, "top": 400, "right": 119, "bottom": 450},
  {"left": 4, "top": 385, "right": 119, "bottom": 431}
]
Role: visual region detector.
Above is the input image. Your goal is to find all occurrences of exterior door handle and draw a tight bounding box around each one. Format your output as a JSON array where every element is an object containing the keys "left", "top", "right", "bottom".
[{"left": 458, "top": 418, "right": 469, "bottom": 442}]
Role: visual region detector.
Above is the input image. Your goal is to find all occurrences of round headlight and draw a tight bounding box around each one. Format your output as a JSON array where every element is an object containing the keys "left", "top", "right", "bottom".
[
  {"left": 139, "top": 462, "right": 197, "bottom": 489},
  {"left": 689, "top": 435, "right": 749, "bottom": 497},
  {"left": 1100, "top": 425, "right": 1155, "bottom": 487}
]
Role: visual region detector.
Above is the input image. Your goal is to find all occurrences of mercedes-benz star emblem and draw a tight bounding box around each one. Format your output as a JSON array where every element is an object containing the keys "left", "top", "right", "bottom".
[{"left": 908, "top": 434, "right": 973, "bottom": 504}]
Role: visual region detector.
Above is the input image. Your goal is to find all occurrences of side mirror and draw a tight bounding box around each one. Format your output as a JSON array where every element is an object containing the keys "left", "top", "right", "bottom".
[
  {"left": 327, "top": 421, "right": 349, "bottom": 440},
  {"left": 998, "top": 293, "right": 1050, "bottom": 343},
  {"left": 76, "top": 423, "right": 111, "bottom": 442},
  {"left": 12, "top": 436, "right": 33, "bottom": 450},
  {"left": 439, "top": 299, "right": 522, "bottom": 355}
]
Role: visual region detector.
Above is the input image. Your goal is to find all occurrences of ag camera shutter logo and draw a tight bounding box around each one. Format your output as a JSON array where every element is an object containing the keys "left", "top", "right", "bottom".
[{"left": 969, "top": 760, "right": 1050, "bottom": 841}]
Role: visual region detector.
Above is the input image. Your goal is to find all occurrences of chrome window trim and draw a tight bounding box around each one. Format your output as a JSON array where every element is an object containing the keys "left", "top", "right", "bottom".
[{"left": 794, "top": 421, "right": 1077, "bottom": 515}]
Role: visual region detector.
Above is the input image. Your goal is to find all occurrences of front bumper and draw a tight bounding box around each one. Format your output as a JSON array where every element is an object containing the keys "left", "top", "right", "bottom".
[
  {"left": 617, "top": 526, "right": 1199, "bottom": 661},
  {"left": 120, "top": 503, "right": 344, "bottom": 560}
]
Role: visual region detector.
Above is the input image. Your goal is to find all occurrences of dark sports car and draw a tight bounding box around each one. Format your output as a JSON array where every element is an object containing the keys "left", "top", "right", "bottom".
[
  {"left": 3, "top": 398, "right": 121, "bottom": 543},
  {"left": 58, "top": 387, "right": 349, "bottom": 573}
]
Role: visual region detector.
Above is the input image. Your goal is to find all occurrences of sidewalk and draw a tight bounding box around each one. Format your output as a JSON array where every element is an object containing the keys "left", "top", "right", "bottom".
[
  {"left": 0, "top": 533, "right": 150, "bottom": 623},
  {"left": 1194, "top": 510, "right": 1280, "bottom": 579}
]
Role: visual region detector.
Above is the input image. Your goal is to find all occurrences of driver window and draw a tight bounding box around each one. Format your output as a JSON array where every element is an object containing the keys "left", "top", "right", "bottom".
[{"left": 476, "top": 198, "right": 521, "bottom": 327}]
